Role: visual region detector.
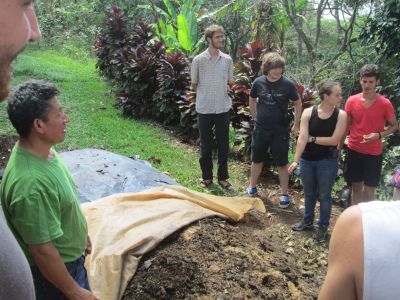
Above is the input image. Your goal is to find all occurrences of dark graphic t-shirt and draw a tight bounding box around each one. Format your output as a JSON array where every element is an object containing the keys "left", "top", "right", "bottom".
[{"left": 250, "top": 75, "right": 299, "bottom": 131}]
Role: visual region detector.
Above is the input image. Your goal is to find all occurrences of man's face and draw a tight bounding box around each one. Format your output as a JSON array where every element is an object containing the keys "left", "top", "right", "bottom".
[
  {"left": 207, "top": 31, "right": 224, "bottom": 50},
  {"left": 0, "top": 0, "right": 41, "bottom": 101},
  {"left": 268, "top": 67, "right": 283, "bottom": 81},
  {"left": 39, "top": 98, "right": 70, "bottom": 145},
  {"left": 360, "top": 76, "right": 380, "bottom": 95}
]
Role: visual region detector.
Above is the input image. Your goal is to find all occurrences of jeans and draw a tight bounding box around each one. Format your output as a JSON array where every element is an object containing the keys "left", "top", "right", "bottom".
[
  {"left": 300, "top": 158, "right": 338, "bottom": 225},
  {"left": 31, "top": 255, "right": 90, "bottom": 300},
  {"left": 197, "top": 111, "right": 230, "bottom": 181}
]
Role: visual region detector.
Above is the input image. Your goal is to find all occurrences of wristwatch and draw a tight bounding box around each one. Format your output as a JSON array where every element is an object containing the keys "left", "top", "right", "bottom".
[{"left": 308, "top": 136, "right": 316, "bottom": 143}]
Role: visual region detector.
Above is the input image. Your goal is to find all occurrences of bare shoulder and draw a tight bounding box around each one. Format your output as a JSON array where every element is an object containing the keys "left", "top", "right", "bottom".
[
  {"left": 338, "top": 109, "right": 347, "bottom": 119},
  {"left": 332, "top": 205, "right": 362, "bottom": 242},
  {"left": 338, "top": 109, "right": 347, "bottom": 124},
  {"left": 302, "top": 106, "right": 313, "bottom": 119},
  {"left": 319, "top": 205, "right": 363, "bottom": 300}
]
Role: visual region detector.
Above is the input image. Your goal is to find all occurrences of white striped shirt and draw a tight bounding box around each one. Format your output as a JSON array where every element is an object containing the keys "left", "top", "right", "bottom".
[{"left": 191, "top": 49, "right": 233, "bottom": 114}]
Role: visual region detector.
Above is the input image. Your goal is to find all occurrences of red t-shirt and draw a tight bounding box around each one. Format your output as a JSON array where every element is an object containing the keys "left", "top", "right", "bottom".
[{"left": 345, "top": 93, "right": 395, "bottom": 155}]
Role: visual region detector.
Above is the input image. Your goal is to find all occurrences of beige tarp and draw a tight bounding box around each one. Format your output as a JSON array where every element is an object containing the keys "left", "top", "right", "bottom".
[{"left": 83, "top": 185, "right": 265, "bottom": 300}]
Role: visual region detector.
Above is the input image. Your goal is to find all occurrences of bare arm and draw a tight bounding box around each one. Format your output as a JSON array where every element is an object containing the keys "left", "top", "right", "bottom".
[
  {"left": 291, "top": 98, "right": 302, "bottom": 136},
  {"left": 314, "top": 110, "right": 348, "bottom": 146},
  {"left": 361, "top": 115, "right": 399, "bottom": 143},
  {"left": 288, "top": 107, "right": 311, "bottom": 174},
  {"left": 29, "top": 242, "right": 99, "bottom": 300},
  {"left": 249, "top": 96, "right": 257, "bottom": 120},
  {"left": 382, "top": 116, "right": 399, "bottom": 137},
  {"left": 319, "top": 206, "right": 363, "bottom": 300},
  {"left": 338, "top": 112, "right": 351, "bottom": 151}
]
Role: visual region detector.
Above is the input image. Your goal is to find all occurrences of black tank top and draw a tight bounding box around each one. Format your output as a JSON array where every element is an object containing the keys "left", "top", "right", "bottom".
[{"left": 302, "top": 105, "right": 339, "bottom": 161}]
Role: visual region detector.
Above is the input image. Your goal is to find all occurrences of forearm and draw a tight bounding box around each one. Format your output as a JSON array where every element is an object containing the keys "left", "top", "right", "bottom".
[
  {"left": 314, "top": 136, "right": 340, "bottom": 146},
  {"left": 293, "top": 101, "right": 302, "bottom": 128},
  {"left": 249, "top": 98, "right": 257, "bottom": 120},
  {"left": 338, "top": 132, "right": 347, "bottom": 150},
  {"left": 29, "top": 242, "right": 81, "bottom": 298},
  {"left": 339, "top": 116, "right": 351, "bottom": 150},
  {"left": 293, "top": 136, "right": 308, "bottom": 162},
  {"left": 381, "top": 122, "right": 399, "bottom": 138}
]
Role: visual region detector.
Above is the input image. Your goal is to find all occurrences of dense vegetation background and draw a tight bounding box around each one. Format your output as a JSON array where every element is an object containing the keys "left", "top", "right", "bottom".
[{"left": 17, "top": 0, "right": 400, "bottom": 197}]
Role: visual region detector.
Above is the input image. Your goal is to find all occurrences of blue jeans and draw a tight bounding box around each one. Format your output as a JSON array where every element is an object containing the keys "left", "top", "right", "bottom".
[
  {"left": 31, "top": 255, "right": 90, "bottom": 300},
  {"left": 300, "top": 158, "right": 338, "bottom": 225}
]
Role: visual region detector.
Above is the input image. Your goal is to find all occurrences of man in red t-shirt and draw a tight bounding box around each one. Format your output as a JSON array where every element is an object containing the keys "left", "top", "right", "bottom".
[{"left": 343, "top": 64, "right": 398, "bottom": 204}]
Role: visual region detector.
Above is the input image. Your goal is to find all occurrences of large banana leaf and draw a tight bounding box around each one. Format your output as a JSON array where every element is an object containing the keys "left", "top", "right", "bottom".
[{"left": 177, "top": 13, "right": 192, "bottom": 51}]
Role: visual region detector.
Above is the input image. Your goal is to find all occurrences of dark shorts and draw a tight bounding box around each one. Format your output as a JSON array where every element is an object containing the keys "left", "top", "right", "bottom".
[
  {"left": 344, "top": 148, "right": 382, "bottom": 187},
  {"left": 251, "top": 126, "right": 289, "bottom": 166},
  {"left": 31, "top": 255, "right": 90, "bottom": 300}
]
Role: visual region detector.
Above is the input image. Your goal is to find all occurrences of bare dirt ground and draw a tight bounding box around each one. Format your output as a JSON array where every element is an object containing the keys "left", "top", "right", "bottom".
[
  {"left": 0, "top": 135, "right": 17, "bottom": 169},
  {"left": 123, "top": 180, "right": 345, "bottom": 300},
  {"left": 0, "top": 135, "right": 344, "bottom": 300}
]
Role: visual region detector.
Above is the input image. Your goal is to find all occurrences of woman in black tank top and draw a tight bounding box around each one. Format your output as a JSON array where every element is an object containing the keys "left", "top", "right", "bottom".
[{"left": 288, "top": 81, "right": 348, "bottom": 241}]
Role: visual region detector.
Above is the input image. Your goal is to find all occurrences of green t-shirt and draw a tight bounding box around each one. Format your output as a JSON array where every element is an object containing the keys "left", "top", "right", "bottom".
[{"left": 0, "top": 146, "right": 87, "bottom": 265}]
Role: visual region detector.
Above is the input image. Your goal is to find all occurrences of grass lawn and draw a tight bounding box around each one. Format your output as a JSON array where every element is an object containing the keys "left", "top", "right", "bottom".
[{"left": 0, "top": 46, "right": 249, "bottom": 194}]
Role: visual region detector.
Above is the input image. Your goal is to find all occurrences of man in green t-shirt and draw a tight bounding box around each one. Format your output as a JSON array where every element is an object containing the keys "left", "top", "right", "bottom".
[{"left": 1, "top": 80, "right": 99, "bottom": 300}]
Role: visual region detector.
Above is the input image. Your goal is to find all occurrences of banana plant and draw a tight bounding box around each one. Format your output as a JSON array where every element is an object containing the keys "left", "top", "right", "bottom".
[{"left": 139, "top": 0, "right": 240, "bottom": 55}]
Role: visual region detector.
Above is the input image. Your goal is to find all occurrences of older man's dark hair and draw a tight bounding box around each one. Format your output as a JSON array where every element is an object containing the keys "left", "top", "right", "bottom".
[{"left": 7, "top": 80, "right": 59, "bottom": 138}]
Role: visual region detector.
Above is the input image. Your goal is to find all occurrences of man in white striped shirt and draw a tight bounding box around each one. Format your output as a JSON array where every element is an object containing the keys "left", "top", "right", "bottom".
[{"left": 191, "top": 25, "right": 234, "bottom": 190}]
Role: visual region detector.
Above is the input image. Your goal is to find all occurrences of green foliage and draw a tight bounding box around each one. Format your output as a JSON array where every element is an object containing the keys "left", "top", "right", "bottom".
[
  {"left": 360, "top": 0, "right": 400, "bottom": 111},
  {"left": 35, "top": 1, "right": 102, "bottom": 47},
  {"left": 360, "top": 0, "right": 400, "bottom": 60},
  {"left": 139, "top": 0, "right": 205, "bottom": 55},
  {"left": 377, "top": 145, "right": 400, "bottom": 200},
  {"left": 177, "top": 14, "right": 192, "bottom": 51},
  {"left": 95, "top": 9, "right": 193, "bottom": 134}
]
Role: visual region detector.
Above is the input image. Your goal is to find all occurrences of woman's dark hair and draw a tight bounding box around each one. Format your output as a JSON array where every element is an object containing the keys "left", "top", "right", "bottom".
[{"left": 316, "top": 80, "right": 340, "bottom": 100}]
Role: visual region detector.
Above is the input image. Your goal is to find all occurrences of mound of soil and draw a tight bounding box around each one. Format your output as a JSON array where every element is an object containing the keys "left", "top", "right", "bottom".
[{"left": 123, "top": 189, "right": 343, "bottom": 300}]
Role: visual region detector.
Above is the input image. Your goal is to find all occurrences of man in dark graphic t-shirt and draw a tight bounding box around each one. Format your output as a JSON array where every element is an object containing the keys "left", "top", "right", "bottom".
[{"left": 244, "top": 52, "right": 301, "bottom": 208}]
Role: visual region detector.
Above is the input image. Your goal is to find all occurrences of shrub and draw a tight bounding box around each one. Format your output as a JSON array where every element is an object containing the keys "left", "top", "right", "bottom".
[
  {"left": 177, "top": 91, "right": 199, "bottom": 140},
  {"left": 153, "top": 52, "right": 191, "bottom": 125},
  {"left": 94, "top": 5, "right": 129, "bottom": 80}
]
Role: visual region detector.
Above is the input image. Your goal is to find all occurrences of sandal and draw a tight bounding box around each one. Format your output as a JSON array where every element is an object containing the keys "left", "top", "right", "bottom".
[
  {"left": 199, "top": 179, "right": 213, "bottom": 188},
  {"left": 218, "top": 180, "right": 234, "bottom": 191}
]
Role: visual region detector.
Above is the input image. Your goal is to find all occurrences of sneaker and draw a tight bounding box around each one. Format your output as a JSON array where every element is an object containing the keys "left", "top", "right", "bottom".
[
  {"left": 313, "top": 224, "right": 329, "bottom": 241},
  {"left": 243, "top": 187, "right": 258, "bottom": 197},
  {"left": 292, "top": 219, "right": 314, "bottom": 231},
  {"left": 279, "top": 194, "right": 291, "bottom": 208}
]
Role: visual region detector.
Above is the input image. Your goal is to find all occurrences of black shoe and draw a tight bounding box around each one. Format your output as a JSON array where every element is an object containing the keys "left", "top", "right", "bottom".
[
  {"left": 313, "top": 224, "right": 329, "bottom": 241},
  {"left": 292, "top": 220, "right": 314, "bottom": 231}
]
